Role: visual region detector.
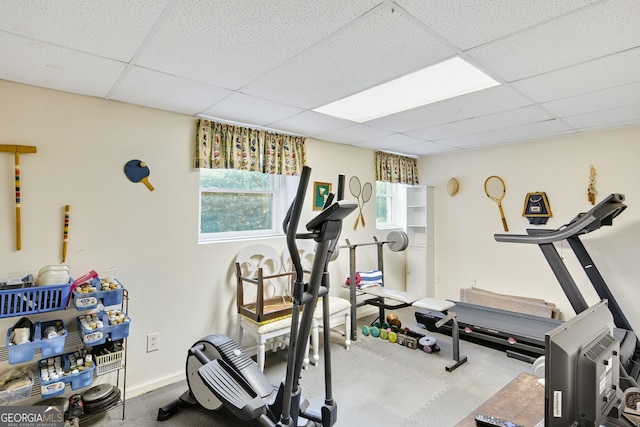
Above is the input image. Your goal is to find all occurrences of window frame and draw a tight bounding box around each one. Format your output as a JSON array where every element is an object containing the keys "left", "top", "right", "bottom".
[
  {"left": 375, "top": 181, "right": 406, "bottom": 230},
  {"left": 198, "top": 170, "right": 298, "bottom": 243}
]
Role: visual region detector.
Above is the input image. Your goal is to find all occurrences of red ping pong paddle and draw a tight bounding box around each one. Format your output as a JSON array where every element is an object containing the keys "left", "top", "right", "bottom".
[{"left": 124, "top": 160, "right": 154, "bottom": 191}]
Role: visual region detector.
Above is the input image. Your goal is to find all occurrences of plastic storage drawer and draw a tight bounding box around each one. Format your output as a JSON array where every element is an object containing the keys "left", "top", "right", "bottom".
[{"left": 0, "top": 371, "right": 33, "bottom": 405}]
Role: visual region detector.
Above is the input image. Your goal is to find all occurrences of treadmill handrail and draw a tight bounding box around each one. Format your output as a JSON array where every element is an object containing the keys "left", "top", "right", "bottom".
[{"left": 494, "top": 193, "right": 626, "bottom": 244}]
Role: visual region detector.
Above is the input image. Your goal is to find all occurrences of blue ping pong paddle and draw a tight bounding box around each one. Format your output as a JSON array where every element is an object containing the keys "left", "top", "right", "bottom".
[{"left": 124, "top": 160, "right": 154, "bottom": 191}]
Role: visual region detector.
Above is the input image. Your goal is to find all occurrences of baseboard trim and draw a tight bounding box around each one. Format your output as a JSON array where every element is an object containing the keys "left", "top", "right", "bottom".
[{"left": 126, "top": 371, "right": 185, "bottom": 399}]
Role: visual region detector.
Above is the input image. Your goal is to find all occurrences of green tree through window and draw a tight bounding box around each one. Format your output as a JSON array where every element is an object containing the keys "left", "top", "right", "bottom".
[{"left": 199, "top": 169, "right": 298, "bottom": 241}]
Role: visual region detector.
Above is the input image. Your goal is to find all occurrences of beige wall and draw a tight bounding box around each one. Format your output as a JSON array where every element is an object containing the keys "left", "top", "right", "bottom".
[
  {"left": 0, "top": 80, "right": 401, "bottom": 399},
  {"left": 419, "top": 127, "right": 640, "bottom": 333}
]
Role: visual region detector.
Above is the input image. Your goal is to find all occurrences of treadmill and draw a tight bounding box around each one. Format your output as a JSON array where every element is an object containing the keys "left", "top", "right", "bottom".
[
  {"left": 494, "top": 193, "right": 639, "bottom": 387},
  {"left": 415, "top": 299, "right": 561, "bottom": 362},
  {"left": 416, "top": 194, "right": 640, "bottom": 374}
]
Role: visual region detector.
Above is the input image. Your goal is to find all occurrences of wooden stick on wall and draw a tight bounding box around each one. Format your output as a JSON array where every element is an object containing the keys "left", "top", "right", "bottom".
[
  {"left": 62, "top": 205, "right": 70, "bottom": 263},
  {"left": 0, "top": 144, "right": 37, "bottom": 250}
]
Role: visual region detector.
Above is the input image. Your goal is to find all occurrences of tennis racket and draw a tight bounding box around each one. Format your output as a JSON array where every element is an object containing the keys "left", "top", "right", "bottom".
[
  {"left": 349, "top": 176, "right": 363, "bottom": 229},
  {"left": 484, "top": 175, "right": 509, "bottom": 232},
  {"left": 360, "top": 182, "right": 372, "bottom": 227}
]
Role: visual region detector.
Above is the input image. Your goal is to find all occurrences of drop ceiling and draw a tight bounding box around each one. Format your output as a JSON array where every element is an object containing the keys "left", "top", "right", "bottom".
[{"left": 1, "top": 0, "right": 639, "bottom": 156}]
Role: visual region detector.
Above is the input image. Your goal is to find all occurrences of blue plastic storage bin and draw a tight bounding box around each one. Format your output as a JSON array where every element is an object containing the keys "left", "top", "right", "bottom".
[
  {"left": 38, "top": 353, "right": 94, "bottom": 398},
  {"left": 77, "top": 311, "right": 130, "bottom": 346},
  {"left": 6, "top": 319, "right": 67, "bottom": 364},
  {"left": 0, "top": 280, "right": 71, "bottom": 318},
  {"left": 72, "top": 278, "right": 124, "bottom": 310}
]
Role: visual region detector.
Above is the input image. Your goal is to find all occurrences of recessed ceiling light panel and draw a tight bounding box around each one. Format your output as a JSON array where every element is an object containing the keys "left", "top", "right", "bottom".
[{"left": 314, "top": 57, "right": 500, "bottom": 123}]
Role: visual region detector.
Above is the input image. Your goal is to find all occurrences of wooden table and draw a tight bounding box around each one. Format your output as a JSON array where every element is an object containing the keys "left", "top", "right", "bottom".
[{"left": 456, "top": 372, "right": 544, "bottom": 427}]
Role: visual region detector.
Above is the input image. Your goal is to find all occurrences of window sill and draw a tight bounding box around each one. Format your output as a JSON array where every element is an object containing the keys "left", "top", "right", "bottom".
[
  {"left": 375, "top": 224, "right": 403, "bottom": 232},
  {"left": 198, "top": 233, "right": 284, "bottom": 245}
]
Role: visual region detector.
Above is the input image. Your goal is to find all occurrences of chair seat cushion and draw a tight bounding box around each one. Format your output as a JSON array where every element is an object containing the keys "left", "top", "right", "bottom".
[
  {"left": 313, "top": 296, "right": 351, "bottom": 319},
  {"left": 240, "top": 314, "right": 292, "bottom": 334}
]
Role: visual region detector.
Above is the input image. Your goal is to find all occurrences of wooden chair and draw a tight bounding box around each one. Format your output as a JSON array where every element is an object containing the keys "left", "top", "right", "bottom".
[
  {"left": 236, "top": 244, "right": 296, "bottom": 322},
  {"left": 235, "top": 245, "right": 308, "bottom": 371}
]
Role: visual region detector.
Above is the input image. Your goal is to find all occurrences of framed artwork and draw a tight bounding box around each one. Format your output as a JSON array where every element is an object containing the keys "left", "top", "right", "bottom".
[
  {"left": 522, "top": 192, "right": 552, "bottom": 224},
  {"left": 313, "top": 181, "right": 332, "bottom": 210}
]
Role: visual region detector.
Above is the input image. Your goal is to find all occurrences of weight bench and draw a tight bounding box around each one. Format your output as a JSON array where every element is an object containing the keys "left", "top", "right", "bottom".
[{"left": 357, "top": 286, "right": 468, "bottom": 372}]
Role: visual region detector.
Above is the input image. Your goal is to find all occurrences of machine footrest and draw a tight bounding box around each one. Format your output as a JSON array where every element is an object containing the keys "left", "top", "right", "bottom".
[{"left": 198, "top": 360, "right": 256, "bottom": 410}]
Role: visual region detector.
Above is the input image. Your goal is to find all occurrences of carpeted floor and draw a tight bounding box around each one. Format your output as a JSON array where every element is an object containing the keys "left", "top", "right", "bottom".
[{"left": 83, "top": 307, "right": 533, "bottom": 426}]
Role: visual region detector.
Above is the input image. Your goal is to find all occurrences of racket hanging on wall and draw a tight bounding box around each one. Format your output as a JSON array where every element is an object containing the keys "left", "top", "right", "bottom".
[
  {"left": 484, "top": 175, "right": 509, "bottom": 232},
  {"left": 349, "top": 176, "right": 372, "bottom": 230}
]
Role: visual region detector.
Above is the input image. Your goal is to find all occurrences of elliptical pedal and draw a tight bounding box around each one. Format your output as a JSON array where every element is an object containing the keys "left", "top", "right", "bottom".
[
  {"left": 211, "top": 335, "right": 256, "bottom": 371},
  {"left": 198, "top": 359, "right": 268, "bottom": 421}
]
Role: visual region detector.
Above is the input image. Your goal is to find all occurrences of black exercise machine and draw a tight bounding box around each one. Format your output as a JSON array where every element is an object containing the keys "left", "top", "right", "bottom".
[
  {"left": 494, "top": 193, "right": 639, "bottom": 388},
  {"left": 157, "top": 166, "right": 357, "bottom": 426},
  {"left": 416, "top": 194, "right": 639, "bottom": 364}
]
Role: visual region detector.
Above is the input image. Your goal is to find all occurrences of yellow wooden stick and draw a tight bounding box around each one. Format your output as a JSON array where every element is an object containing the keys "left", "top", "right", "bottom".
[
  {"left": 0, "top": 144, "right": 37, "bottom": 251},
  {"left": 62, "top": 205, "right": 70, "bottom": 263}
]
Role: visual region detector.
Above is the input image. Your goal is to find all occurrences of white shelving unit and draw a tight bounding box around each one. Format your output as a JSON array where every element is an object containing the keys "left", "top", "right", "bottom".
[{"left": 405, "top": 186, "right": 434, "bottom": 298}]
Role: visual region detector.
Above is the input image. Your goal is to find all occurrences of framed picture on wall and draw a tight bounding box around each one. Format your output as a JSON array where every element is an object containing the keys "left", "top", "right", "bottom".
[
  {"left": 522, "top": 191, "right": 552, "bottom": 224},
  {"left": 313, "top": 181, "right": 332, "bottom": 210}
]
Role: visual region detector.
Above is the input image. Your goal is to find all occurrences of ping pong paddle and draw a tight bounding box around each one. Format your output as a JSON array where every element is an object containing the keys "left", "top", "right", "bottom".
[{"left": 124, "top": 159, "right": 154, "bottom": 191}]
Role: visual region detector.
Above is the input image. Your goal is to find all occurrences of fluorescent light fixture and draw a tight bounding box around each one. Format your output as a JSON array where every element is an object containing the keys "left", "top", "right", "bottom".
[{"left": 314, "top": 57, "right": 499, "bottom": 122}]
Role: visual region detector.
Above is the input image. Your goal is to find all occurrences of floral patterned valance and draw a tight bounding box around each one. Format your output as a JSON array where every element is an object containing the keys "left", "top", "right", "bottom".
[
  {"left": 375, "top": 151, "right": 419, "bottom": 185},
  {"left": 194, "top": 119, "right": 307, "bottom": 175}
]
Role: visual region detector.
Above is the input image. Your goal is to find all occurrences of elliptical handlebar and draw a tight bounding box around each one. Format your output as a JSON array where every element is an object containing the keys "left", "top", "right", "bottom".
[{"left": 283, "top": 165, "right": 311, "bottom": 284}]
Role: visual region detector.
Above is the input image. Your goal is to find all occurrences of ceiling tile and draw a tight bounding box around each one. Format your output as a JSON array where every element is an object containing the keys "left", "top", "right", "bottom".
[
  {"left": 201, "top": 92, "right": 303, "bottom": 127},
  {"left": 0, "top": 32, "right": 126, "bottom": 97},
  {"left": 354, "top": 133, "right": 424, "bottom": 150},
  {"left": 393, "top": 141, "right": 456, "bottom": 156},
  {"left": 241, "top": 4, "right": 456, "bottom": 109},
  {"left": 396, "top": 0, "right": 598, "bottom": 50},
  {"left": 110, "top": 67, "right": 234, "bottom": 115},
  {"left": 407, "top": 105, "right": 553, "bottom": 140},
  {"left": 366, "top": 85, "right": 532, "bottom": 133},
  {"left": 313, "top": 124, "right": 394, "bottom": 145},
  {"left": 0, "top": 0, "right": 169, "bottom": 61},
  {"left": 439, "top": 119, "right": 573, "bottom": 148},
  {"left": 136, "top": 0, "right": 382, "bottom": 90},
  {"left": 268, "top": 111, "right": 353, "bottom": 137},
  {"left": 562, "top": 104, "right": 640, "bottom": 129},
  {"left": 542, "top": 82, "right": 640, "bottom": 117},
  {"left": 572, "top": 119, "right": 640, "bottom": 134},
  {"left": 468, "top": 0, "right": 640, "bottom": 81},
  {"left": 512, "top": 47, "right": 640, "bottom": 103}
]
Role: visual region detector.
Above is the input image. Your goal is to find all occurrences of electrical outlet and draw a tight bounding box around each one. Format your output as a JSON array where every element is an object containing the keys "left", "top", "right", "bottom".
[{"left": 147, "top": 332, "right": 160, "bottom": 352}]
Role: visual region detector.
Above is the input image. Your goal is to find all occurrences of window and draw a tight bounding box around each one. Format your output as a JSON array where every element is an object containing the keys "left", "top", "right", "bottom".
[
  {"left": 199, "top": 169, "right": 299, "bottom": 242},
  {"left": 376, "top": 181, "right": 406, "bottom": 229}
]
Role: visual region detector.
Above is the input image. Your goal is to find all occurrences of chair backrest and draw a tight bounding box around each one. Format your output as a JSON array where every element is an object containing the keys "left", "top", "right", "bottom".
[
  {"left": 236, "top": 244, "right": 282, "bottom": 277},
  {"left": 282, "top": 239, "right": 316, "bottom": 276},
  {"left": 236, "top": 244, "right": 287, "bottom": 299}
]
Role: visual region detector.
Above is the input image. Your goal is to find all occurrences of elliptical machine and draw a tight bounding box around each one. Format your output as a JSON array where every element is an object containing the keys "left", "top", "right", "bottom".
[{"left": 158, "top": 166, "right": 356, "bottom": 426}]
